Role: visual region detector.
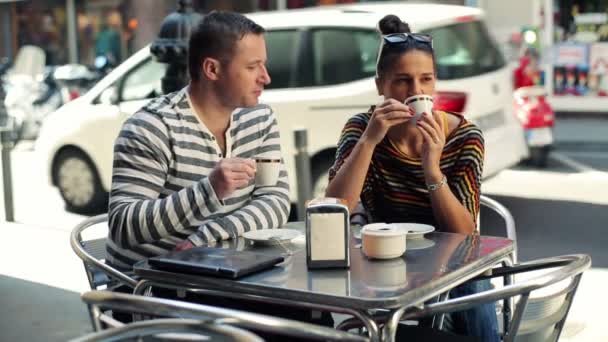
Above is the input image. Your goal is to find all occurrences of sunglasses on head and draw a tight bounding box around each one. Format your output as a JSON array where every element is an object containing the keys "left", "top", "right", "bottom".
[
  {"left": 383, "top": 33, "right": 433, "bottom": 47},
  {"left": 375, "top": 33, "right": 434, "bottom": 78}
]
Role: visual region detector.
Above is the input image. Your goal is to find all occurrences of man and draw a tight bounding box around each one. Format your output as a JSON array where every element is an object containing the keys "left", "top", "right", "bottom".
[{"left": 106, "top": 11, "right": 290, "bottom": 270}]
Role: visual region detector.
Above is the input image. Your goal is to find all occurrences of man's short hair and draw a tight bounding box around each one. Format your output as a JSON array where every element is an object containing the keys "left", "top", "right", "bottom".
[{"left": 188, "top": 11, "right": 265, "bottom": 81}]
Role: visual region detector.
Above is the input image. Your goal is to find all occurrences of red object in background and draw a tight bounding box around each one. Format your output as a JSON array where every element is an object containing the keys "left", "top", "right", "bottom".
[
  {"left": 514, "top": 56, "right": 536, "bottom": 89},
  {"left": 69, "top": 90, "right": 81, "bottom": 101},
  {"left": 514, "top": 88, "right": 555, "bottom": 130},
  {"left": 433, "top": 91, "right": 467, "bottom": 113}
]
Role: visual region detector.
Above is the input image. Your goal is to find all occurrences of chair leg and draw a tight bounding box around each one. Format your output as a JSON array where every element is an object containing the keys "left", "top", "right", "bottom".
[
  {"left": 89, "top": 305, "right": 104, "bottom": 332},
  {"left": 431, "top": 291, "right": 451, "bottom": 330},
  {"left": 553, "top": 273, "right": 584, "bottom": 342},
  {"left": 504, "top": 293, "right": 530, "bottom": 342},
  {"left": 502, "top": 258, "right": 515, "bottom": 335}
]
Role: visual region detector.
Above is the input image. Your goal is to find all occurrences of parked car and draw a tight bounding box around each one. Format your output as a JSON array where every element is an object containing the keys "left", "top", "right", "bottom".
[{"left": 37, "top": 3, "right": 528, "bottom": 214}]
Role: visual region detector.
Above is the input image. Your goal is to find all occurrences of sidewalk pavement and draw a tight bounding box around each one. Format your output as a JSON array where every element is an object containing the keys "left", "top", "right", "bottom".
[{"left": 0, "top": 221, "right": 92, "bottom": 341}]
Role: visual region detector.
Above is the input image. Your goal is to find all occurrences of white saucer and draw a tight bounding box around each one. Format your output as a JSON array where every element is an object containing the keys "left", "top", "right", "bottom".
[
  {"left": 242, "top": 229, "right": 302, "bottom": 246},
  {"left": 354, "top": 223, "right": 434, "bottom": 240},
  {"left": 391, "top": 223, "right": 435, "bottom": 240}
]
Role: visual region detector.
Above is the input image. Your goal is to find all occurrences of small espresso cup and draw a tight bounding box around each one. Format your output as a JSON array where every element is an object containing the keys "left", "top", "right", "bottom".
[
  {"left": 404, "top": 94, "right": 434, "bottom": 123},
  {"left": 255, "top": 158, "right": 281, "bottom": 186}
]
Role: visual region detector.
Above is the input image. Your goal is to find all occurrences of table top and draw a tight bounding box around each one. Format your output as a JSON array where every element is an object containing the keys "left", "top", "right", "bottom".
[{"left": 134, "top": 222, "right": 514, "bottom": 311}]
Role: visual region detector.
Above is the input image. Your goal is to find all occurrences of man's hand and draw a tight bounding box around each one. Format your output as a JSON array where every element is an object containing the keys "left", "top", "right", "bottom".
[
  {"left": 208, "top": 158, "right": 256, "bottom": 199},
  {"left": 174, "top": 239, "right": 195, "bottom": 251}
]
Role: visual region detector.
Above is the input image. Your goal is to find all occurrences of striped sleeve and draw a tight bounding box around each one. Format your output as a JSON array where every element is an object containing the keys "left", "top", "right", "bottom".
[
  {"left": 328, "top": 112, "right": 370, "bottom": 182},
  {"left": 187, "top": 108, "right": 291, "bottom": 246},
  {"left": 449, "top": 124, "right": 485, "bottom": 223},
  {"left": 108, "top": 110, "right": 224, "bottom": 249}
]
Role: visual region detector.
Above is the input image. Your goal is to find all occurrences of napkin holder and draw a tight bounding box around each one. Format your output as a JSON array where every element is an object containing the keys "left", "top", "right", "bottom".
[{"left": 306, "top": 198, "right": 350, "bottom": 269}]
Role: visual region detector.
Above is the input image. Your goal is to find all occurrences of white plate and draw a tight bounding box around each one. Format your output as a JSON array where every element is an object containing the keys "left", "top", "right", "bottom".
[
  {"left": 390, "top": 223, "right": 435, "bottom": 240},
  {"left": 242, "top": 229, "right": 302, "bottom": 245}
]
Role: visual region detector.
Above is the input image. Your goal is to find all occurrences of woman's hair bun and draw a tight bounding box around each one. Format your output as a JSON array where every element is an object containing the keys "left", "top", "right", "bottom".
[{"left": 378, "top": 14, "right": 411, "bottom": 35}]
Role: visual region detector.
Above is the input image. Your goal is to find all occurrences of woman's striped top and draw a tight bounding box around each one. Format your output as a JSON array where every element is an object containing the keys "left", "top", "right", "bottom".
[
  {"left": 107, "top": 87, "right": 290, "bottom": 270},
  {"left": 329, "top": 109, "right": 484, "bottom": 229}
]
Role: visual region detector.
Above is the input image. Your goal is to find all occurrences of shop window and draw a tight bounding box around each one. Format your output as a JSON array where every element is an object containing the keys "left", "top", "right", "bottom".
[
  {"left": 265, "top": 30, "right": 300, "bottom": 89},
  {"left": 311, "top": 29, "right": 378, "bottom": 86},
  {"left": 426, "top": 21, "right": 506, "bottom": 80},
  {"left": 120, "top": 57, "right": 167, "bottom": 102}
]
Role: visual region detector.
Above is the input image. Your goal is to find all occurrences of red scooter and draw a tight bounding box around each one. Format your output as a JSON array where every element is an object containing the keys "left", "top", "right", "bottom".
[{"left": 513, "top": 86, "right": 555, "bottom": 167}]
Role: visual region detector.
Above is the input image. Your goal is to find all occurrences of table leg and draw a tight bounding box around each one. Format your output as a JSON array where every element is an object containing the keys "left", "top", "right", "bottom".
[
  {"left": 382, "top": 306, "right": 410, "bottom": 342},
  {"left": 353, "top": 311, "right": 381, "bottom": 342},
  {"left": 133, "top": 279, "right": 153, "bottom": 296},
  {"left": 502, "top": 256, "right": 515, "bottom": 336}
]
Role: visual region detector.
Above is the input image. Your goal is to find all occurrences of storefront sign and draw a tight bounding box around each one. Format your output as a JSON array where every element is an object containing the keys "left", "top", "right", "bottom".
[{"left": 553, "top": 43, "right": 589, "bottom": 67}]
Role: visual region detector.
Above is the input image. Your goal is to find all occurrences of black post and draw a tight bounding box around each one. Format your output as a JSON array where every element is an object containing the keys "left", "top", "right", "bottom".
[
  {"left": 150, "top": 0, "right": 202, "bottom": 94},
  {"left": 0, "top": 74, "right": 15, "bottom": 222},
  {"left": 294, "top": 128, "right": 312, "bottom": 221}
]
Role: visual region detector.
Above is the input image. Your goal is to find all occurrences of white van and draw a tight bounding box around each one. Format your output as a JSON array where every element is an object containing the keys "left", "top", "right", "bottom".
[{"left": 37, "top": 3, "right": 528, "bottom": 213}]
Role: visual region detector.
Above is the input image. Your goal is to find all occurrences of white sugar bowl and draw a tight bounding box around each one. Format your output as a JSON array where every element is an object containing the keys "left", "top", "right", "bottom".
[{"left": 361, "top": 223, "right": 407, "bottom": 259}]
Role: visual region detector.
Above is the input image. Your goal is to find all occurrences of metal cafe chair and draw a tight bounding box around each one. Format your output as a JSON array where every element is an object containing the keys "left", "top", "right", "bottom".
[
  {"left": 338, "top": 254, "right": 591, "bottom": 342},
  {"left": 70, "top": 214, "right": 137, "bottom": 291},
  {"left": 78, "top": 290, "right": 370, "bottom": 342},
  {"left": 480, "top": 194, "right": 518, "bottom": 262},
  {"left": 69, "top": 318, "right": 263, "bottom": 342}
]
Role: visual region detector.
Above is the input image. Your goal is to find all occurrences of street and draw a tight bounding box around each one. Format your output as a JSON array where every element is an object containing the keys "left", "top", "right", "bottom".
[{"left": 0, "top": 117, "right": 607, "bottom": 341}]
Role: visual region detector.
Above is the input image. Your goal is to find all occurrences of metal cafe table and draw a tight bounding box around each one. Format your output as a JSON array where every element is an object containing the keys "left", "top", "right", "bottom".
[{"left": 133, "top": 222, "right": 515, "bottom": 342}]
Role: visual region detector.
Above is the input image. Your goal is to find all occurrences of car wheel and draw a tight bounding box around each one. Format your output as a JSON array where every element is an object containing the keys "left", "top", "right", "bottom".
[
  {"left": 311, "top": 157, "right": 334, "bottom": 199},
  {"left": 54, "top": 149, "right": 108, "bottom": 214}
]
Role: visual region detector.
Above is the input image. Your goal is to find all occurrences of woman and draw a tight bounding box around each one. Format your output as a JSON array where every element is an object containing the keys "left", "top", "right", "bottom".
[{"left": 326, "top": 14, "right": 499, "bottom": 341}]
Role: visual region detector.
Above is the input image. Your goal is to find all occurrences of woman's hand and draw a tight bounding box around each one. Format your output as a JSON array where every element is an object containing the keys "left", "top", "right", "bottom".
[
  {"left": 361, "top": 99, "right": 413, "bottom": 146},
  {"left": 416, "top": 110, "right": 446, "bottom": 182}
]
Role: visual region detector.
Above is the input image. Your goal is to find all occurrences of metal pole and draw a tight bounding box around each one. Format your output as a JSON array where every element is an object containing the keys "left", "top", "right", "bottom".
[
  {"left": 277, "top": 0, "right": 287, "bottom": 10},
  {"left": 294, "top": 128, "right": 312, "bottom": 221},
  {"left": 543, "top": 0, "right": 554, "bottom": 97},
  {"left": 0, "top": 83, "right": 15, "bottom": 222},
  {"left": 66, "top": 0, "right": 78, "bottom": 63},
  {"left": 1, "top": 3, "right": 12, "bottom": 58}
]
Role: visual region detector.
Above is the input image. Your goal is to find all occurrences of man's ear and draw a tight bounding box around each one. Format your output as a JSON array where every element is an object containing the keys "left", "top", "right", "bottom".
[
  {"left": 202, "top": 57, "right": 221, "bottom": 81},
  {"left": 375, "top": 77, "right": 384, "bottom": 96}
]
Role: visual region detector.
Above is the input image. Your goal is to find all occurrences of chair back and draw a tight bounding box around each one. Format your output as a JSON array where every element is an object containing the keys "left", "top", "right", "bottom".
[
  {"left": 70, "top": 214, "right": 137, "bottom": 290},
  {"left": 80, "top": 290, "right": 369, "bottom": 341},
  {"left": 480, "top": 194, "right": 518, "bottom": 262},
  {"left": 394, "top": 254, "right": 591, "bottom": 342}
]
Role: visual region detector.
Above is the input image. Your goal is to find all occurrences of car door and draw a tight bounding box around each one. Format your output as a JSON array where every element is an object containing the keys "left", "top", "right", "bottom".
[
  {"left": 95, "top": 56, "right": 167, "bottom": 188},
  {"left": 261, "top": 27, "right": 380, "bottom": 199}
]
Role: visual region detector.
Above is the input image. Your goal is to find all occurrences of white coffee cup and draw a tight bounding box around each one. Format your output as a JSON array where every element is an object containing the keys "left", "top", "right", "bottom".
[
  {"left": 361, "top": 223, "right": 407, "bottom": 259},
  {"left": 404, "top": 94, "right": 434, "bottom": 124},
  {"left": 255, "top": 159, "right": 281, "bottom": 186}
]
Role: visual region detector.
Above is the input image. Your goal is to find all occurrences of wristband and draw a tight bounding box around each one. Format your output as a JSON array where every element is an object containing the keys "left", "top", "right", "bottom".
[{"left": 427, "top": 174, "right": 447, "bottom": 191}]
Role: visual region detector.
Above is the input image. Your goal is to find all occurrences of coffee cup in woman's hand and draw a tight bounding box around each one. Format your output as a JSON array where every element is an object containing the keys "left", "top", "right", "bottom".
[{"left": 405, "top": 95, "right": 434, "bottom": 124}]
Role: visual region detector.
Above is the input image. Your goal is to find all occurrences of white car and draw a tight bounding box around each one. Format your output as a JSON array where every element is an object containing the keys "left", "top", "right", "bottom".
[{"left": 37, "top": 3, "right": 528, "bottom": 214}]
